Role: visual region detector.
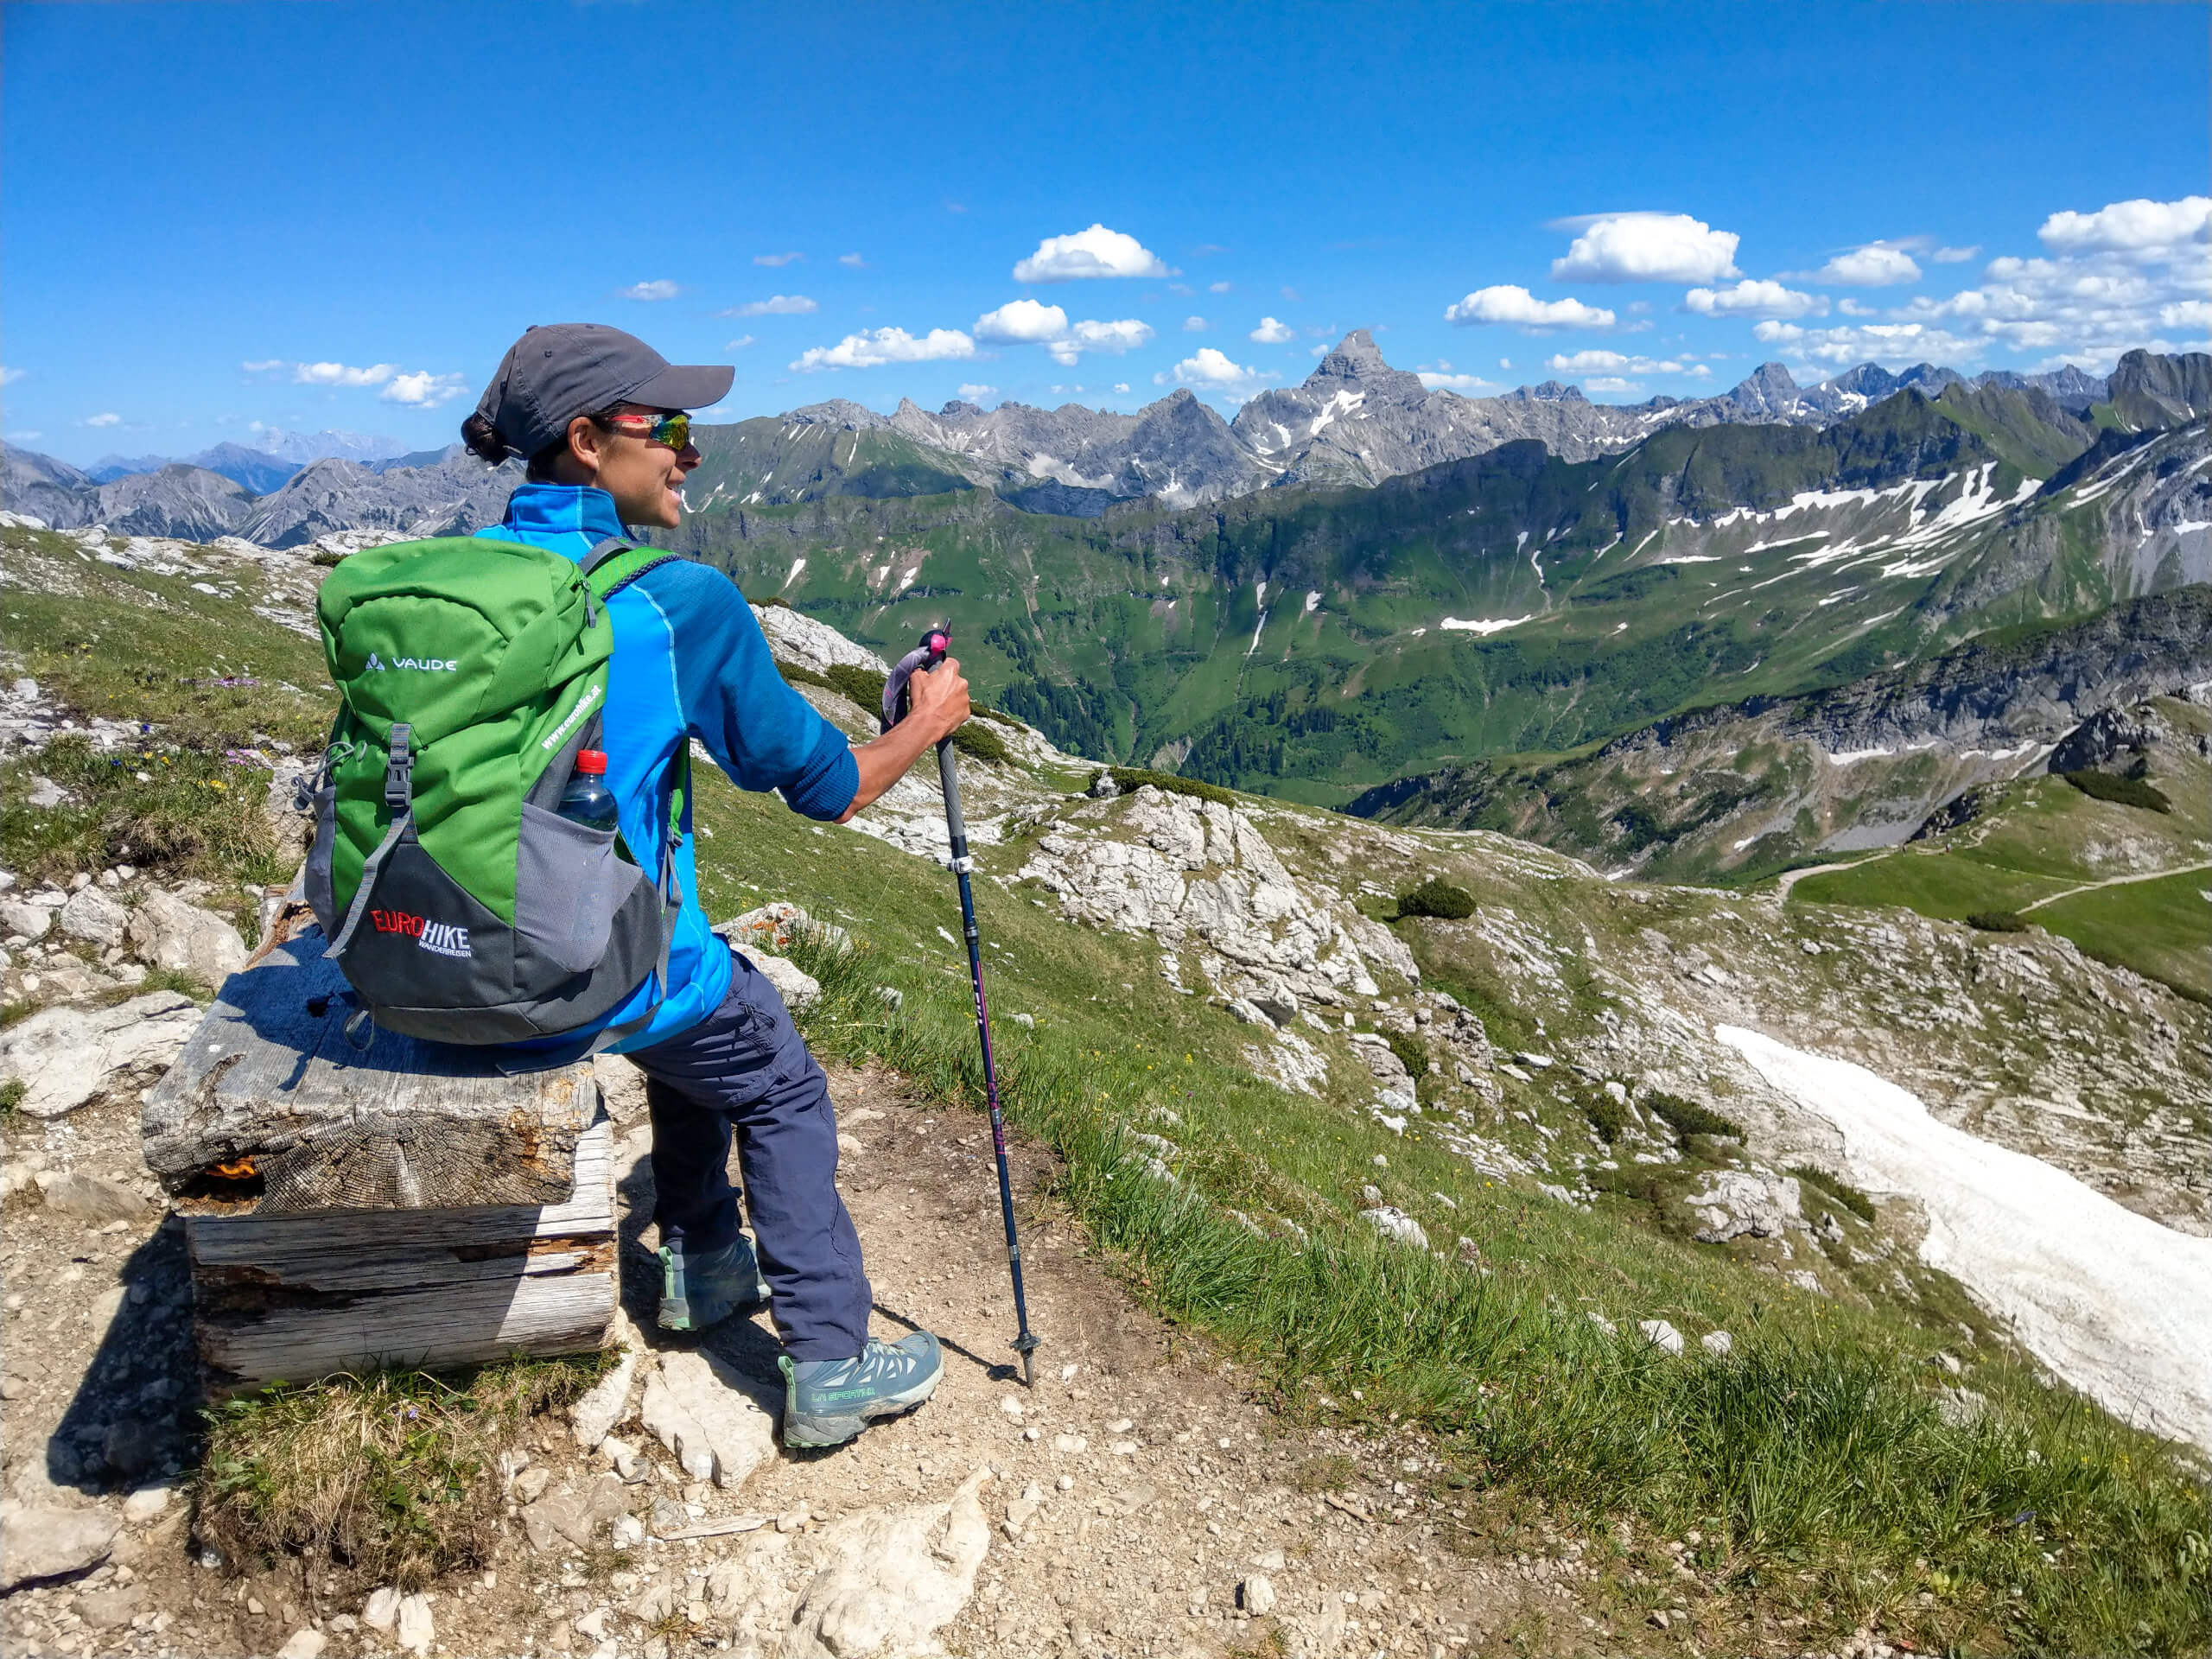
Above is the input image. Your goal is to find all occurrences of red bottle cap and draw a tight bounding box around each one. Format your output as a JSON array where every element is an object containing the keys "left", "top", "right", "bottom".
[{"left": 575, "top": 749, "right": 607, "bottom": 774}]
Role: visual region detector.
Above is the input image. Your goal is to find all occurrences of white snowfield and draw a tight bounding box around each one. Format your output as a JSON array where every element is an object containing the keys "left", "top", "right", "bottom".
[{"left": 1716, "top": 1027, "right": 2212, "bottom": 1458}]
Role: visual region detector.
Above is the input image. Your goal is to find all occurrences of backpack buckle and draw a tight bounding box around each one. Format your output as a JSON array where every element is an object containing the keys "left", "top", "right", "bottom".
[{"left": 384, "top": 723, "right": 415, "bottom": 810}]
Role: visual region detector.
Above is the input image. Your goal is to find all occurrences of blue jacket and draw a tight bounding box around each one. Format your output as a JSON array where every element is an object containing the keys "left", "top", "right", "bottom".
[{"left": 480, "top": 483, "right": 859, "bottom": 1051}]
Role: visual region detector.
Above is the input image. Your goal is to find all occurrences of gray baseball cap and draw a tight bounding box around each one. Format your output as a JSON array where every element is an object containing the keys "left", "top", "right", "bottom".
[{"left": 472, "top": 324, "right": 734, "bottom": 460}]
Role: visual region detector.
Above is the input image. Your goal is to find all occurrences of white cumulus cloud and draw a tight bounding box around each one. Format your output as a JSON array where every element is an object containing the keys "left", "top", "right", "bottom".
[
  {"left": 790, "top": 327, "right": 976, "bottom": 372},
  {"left": 1012, "top": 224, "right": 1169, "bottom": 283},
  {"left": 295, "top": 361, "right": 397, "bottom": 386},
  {"left": 1681, "top": 279, "right": 1827, "bottom": 319},
  {"left": 957, "top": 384, "right": 997, "bottom": 402},
  {"left": 1417, "top": 372, "right": 1496, "bottom": 392},
  {"left": 838, "top": 252, "right": 867, "bottom": 268},
  {"left": 1931, "top": 245, "right": 1980, "bottom": 264},
  {"left": 1445, "top": 285, "right": 1616, "bottom": 331},
  {"left": 723, "top": 295, "right": 817, "bottom": 316},
  {"left": 1544, "top": 350, "right": 1706, "bottom": 376},
  {"left": 1183, "top": 315, "right": 1208, "bottom": 332},
  {"left": 619, "top": 279, "right": 681, "bottom": 301},
  {"left": 1249, "top": 316, "right": 1295, "bottom": 344},
  {"left": 1155, "top": 347, "right": 1275, "bottom": 395},
  {"left": 1208, "top": 280, "right": 1231, "bottom": 294},
  {"left": 2039, "top": 195, "right": 2210, "bottom": 259},
  {"left": 754, "top": 251, "right": 804, "bottom": 267},
  {"left": 381, "top": 371, "right": 467, "bottom": 407},
  {"left": 85, "top": 411, "right": 122, "bottom": 427},
  {"left": 1550, "top": 213, "right": 1740, "bottom": 283},
  {"left": 974, "top": 299, "right": 1070, "bottom": 342},
  {"left": 726, "top": 334, "right": 756, "bottom": 350},
  {"left": 1805, "top": 244, "right": 1922, "bottom": 286},
  {"left": 1584, "top": 377, "right": 1645, "bottom": 395},
  {"left": 1051, "top": 319, "right": 1154, "bottom": 365}
]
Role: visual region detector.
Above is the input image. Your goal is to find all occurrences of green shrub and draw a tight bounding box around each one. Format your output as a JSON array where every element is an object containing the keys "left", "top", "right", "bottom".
[
  {"left": 1382, "top": 1032, "right": 1429, "bottom": 1084},
  {"left": 1966, "top": 910, "right": 2028, "bottom": 932},
  {"left": 752, "top": 594, "right": 792, "bottom": 609},
  {"left": 823, "top": 663, "right": 890, "bottom": 713},
  {"left": 950, "top": 721, "right": 1012, "bottom": 766},
  {"left": 1644, "top": 1090, "right": 1744, "bottom": 1141},
  {"left": 1788, "top": 1163, "right": 1878, "bottom": 1224},
  {"left": 2063, "top": 769, "right": 2171, "bottom": 812},
  {"left": 1396, "top": 876, "right": 1477, "bottom": 921},
  {"left": 1582, "top": 1089, "right": 1630, "bottom": 1145},
  {"left": 1103, "top": 767, "right": 1239, "bottom": 808},
  {"left": 775, "top": 661, "right": 836, "bottom": 694}
]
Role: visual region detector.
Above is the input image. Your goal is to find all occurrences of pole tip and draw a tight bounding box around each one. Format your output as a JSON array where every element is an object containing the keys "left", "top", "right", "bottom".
[{"left": 1013, "top": 1331, "right": 1040, "bottom": 1389}]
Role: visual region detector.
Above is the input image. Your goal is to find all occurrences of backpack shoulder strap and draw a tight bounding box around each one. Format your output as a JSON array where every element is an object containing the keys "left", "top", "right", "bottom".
[{"left": 582, "top": 537, "right": 684, "bottom": 601}]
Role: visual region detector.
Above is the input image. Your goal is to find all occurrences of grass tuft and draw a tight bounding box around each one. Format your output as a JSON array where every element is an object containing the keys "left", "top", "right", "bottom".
[
  {"left": 1967, "top": 909, "right": 2030, "bottom": 931},
  {"left": 196, "top": 1353, "right": 607, "bottom": 1592},
  {"left": 1101, "top": 767, "right": 1238, "bottom": 807}
]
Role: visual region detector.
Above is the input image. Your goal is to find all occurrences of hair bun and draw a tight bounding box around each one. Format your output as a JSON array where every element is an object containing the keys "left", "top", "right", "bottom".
[{"left": 460, "top": 411, "right": 511, "bottom": 466}]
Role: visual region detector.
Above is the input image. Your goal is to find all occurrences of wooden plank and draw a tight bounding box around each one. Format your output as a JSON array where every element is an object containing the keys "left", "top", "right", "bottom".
[
  {"left": 142, "top": 915, "right": 599, "bottom": 1217},
  {"left": 188, "top": 1120, "right": 616, "bottom": 1391}
]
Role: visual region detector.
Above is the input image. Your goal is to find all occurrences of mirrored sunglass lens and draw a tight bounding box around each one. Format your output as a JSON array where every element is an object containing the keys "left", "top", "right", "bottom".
[{"left": 657, "top": 415, "right": 690, "bottom": 448}]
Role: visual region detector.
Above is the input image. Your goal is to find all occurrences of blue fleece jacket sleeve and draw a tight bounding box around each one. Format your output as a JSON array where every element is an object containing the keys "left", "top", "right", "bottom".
[{"left": 633, "top": 560, "right": 860, "bottom": 821}]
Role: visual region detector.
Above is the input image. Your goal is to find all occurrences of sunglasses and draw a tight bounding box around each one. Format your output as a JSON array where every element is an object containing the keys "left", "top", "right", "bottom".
[{"left": 595, "top": 410, "right": 693, "bottom": 451}]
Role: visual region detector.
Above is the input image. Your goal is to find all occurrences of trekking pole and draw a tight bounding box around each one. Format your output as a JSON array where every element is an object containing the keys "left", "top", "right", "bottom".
[{"left": 883, "top": 630, "right": 1042, "bottom": 1387}]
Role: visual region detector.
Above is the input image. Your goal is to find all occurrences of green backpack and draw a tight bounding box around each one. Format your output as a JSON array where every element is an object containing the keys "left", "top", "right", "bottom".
[{"left": 305, "top": 535, "right": 686, "bottom": 1046}]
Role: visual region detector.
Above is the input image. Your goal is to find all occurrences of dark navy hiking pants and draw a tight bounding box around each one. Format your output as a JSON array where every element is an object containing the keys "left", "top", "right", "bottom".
[{"left": 626, "top": 947, "right": 872, "bottom": 1361}]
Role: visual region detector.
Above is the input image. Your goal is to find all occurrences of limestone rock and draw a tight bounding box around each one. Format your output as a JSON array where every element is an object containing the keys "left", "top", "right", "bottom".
[
  {"left": 276, "top": 1630, "right": 327, "bottom": 1659},
  {"left": 521, "top": 1474, "right": 632, "bottom": 1553},
  {"left": 73, "top": 1583, "right": 148, "bottom": 1629},
  {"left": 1360, "top": 1206, "right": 1428, "bottom": 1249},
  {"left": 783, "top": 1467, "right": 993, "bottom": 1658},
  {"left": 36, "top": 1170, "right": 145, "bottom": 1224},
  {"left": 730, "top": 944, "right": 822, "bottom": 1012},
  {"left": 58, "top": 886, "right": 128, "bottom": 948},
  {"left": 125, "top": 889, "right": 248, "bottom": 986},
  {"left": 0, "top": 899, "right": 53, "bottom": 941},
  {"left": 652, "top": 1351, "right": 779, "bottom": 1491},
  {"left": 1687, "top": 1170, "right": 1803, "bottom": 1243},
  {"left": 121, "top": 1486, "right": 175, "bottom": 1526},
  {"left": 1639, "top": 1319, "right": 1685, "bottom": 1356},
  {"left": 569, "top": 1326, "right": 644, "bottom": 1452},
  {"left": 753, "top": 603, "right": 889, "bottom": 677},
  {"left": 1700, "top": 1329, "right": 1734, "bottom": 1357},
  {"left": 1240, "top": 1573, "right": 1277, "bottom": 1615},
  {"left": 1017, "top": 786, "right": 1412, "bottom": 1014},
  {"left": 361, "top": 1587, "right": 401, "bottom": 1631},
  {"left": 0, "top": 1503, "right": 118, "bottom": 1590},
  {"left": 0, "top": 992, "right": 197, "bottom": 1119},
  {"left": 639, "top": 1371, "right": 716, "bottom": 1484},
  {"left": 396, "top": 1592, "right": 434, "bottom": 1656}
]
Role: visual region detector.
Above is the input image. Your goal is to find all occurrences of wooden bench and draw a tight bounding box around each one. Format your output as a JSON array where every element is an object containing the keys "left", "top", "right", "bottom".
[{"left": 141, "top": 903, "right": 618, "bottom": 1391}]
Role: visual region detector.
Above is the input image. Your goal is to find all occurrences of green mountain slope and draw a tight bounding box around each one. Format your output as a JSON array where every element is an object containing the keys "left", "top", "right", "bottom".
[{"left": 658, "top": 386, "right": 2203, "bottom": 804}]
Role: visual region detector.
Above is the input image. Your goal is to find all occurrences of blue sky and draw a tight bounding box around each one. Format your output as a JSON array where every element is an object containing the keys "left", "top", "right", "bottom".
[{"left": 5, "top": 0, "right": 2206, "bottom": 462}]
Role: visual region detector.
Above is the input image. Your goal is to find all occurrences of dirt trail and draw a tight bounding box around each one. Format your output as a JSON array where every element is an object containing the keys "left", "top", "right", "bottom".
[
  {"left": 0, "top": 1058, "right": 1628, "bottom": 1659},
  {"left": 2014, "top": 857, "right": 2212, "bottom": 912}
]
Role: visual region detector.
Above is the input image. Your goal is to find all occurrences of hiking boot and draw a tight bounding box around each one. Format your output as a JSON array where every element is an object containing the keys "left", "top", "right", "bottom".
[
  {"left": 778, "top": 1331, "right": 944, "bottom": 1448},
  {"left": 657, "top": 1234, "right": 770, "bottom": 1333}
]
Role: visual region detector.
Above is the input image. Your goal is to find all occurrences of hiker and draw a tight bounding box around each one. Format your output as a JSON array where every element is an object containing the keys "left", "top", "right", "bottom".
[{"left": 456, "top": 323, "right": 969, "bottom": 1446}]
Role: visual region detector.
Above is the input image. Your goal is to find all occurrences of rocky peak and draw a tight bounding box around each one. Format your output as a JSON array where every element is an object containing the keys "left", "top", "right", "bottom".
[
  {"left": 1300, "top": 329, "right": 1428, "bottom": 404},
  {"left": 1508, "top": 381, "right": 1588, "bottom": 404},
  {"left": 786, "top": 399, "right": 889, "bottom": 431}
]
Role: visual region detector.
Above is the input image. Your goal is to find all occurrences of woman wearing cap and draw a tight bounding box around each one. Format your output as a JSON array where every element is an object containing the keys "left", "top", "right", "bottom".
[{"left": 461, "top": 324, "right": 968, "bottom": 1448}]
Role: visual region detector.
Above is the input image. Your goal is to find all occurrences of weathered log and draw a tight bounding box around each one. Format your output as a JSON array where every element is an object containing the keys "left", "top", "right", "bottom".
[
  {"left": 188, "top": 1119, "right": 617, "bottom": 1390},
  {"left": 140, "top": 915, "right": 597, "bottom": 1217}
]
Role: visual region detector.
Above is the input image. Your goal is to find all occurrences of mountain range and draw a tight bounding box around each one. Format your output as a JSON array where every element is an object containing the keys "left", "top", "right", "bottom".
[{"left": 7, "top": 334, "right": 2146, "bottom": 545}]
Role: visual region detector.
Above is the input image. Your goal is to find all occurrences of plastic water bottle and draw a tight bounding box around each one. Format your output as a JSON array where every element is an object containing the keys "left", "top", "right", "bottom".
[{"left": 558, "top": 749, "right": 619, "bottom": 832}]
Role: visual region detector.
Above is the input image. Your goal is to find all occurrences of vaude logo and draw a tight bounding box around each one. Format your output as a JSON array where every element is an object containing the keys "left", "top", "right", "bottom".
[
  {"left": 365, "top": 651, "right": 460, "bottom": 673},
  {"left": 370, "top": 907, "right": 473, "bottom": 960}
]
